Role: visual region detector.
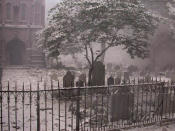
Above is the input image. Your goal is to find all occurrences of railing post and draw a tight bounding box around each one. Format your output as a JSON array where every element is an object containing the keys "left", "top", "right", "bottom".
[
  {"left": 7, "top": 82, "right": 10, "bottom": 131},
  {"left": 160, "top": 82, "right": 165, "bottom": 120},
  {"left": 22, "top": 83, "right": 25, "bottom": 131},
  {"left": 58, "top": 81, "right": 60, "bottom": 131},
  {"left": 51, "top": 80, "right": 54, "bottom": 131},
  {"left": 0, "top": 80, "right": 2, "bottom": 131},
  {"left": 37, "top": 82, "right": 40, "bottom": 131},
  {"left": 76, "top": 87, "right": 80, "bottom": 131}
]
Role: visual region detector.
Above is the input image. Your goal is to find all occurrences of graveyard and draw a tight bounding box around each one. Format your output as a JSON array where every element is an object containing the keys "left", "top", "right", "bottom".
[
  {"left": 1, "top": 64, "right": 175, "bottom": 131},
  {"left": 1, "top": 0, "right": 175, "bottom": 131}
]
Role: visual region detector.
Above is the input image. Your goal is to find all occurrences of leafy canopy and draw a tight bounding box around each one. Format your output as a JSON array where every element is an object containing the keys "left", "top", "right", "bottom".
[{"left": 37, "top": 0, "right": 157, "bottom": 63}]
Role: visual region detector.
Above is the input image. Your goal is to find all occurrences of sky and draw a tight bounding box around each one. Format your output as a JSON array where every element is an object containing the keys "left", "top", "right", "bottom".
[
  {"left": 45, "top": 0, "right": 60, "bottom": 20},
  {"left": 46, "top": 0, "right": 60, "bottom": 12}
]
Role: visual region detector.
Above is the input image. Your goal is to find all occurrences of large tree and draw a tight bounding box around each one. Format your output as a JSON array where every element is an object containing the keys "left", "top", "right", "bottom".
[{"left": 37, "top": 0, "right": 157, "bottom": 85}]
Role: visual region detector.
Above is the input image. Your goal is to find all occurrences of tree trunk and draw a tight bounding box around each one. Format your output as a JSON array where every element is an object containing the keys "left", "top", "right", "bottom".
[
  {"left": 100, "top": 43, "right": 106, "bottom": 63},
  {"left": 88, "top": 66, "right": 93, "bottom": 86}
]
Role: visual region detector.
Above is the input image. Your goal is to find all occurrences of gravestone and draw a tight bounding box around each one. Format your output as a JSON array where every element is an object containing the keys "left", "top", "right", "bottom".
[
  {"left": 91, "top": 61, "right": 105, "bottom": 86},
  {"left": 107, "top": 76, "right": 114, "bottom": 85},
  {"left": 145, "top": 74, "right": 151, "bottom": 83},
  {"left": 63, "top": 71, "right": 75, "bottom": 87},
  {"left": 111, "top": 87, "right": 134, "bottom": 122},
  {"left": 156, "top": 87, "right": 172, "bottom": 114},
  {"left": 76, "top": 80, "right": 84, "bottom": 87},
  {"left": 170, "top": 95, "right": 175, "bottom": 113},
  {"left": 170, "top": 73, "right": 175, "bottom": 83},
  {"left": 50, "top": 72, "right": 58, "bottom": 81},
  {"left": 79, "top": 74, "right": 86, "bottom": 85},
  {"left": 115, "top": 76, "right": 121, "bottom": 85},
  {"left": 124, "top": 72, "right": 130, "bottom": 81},
  {"left": 138, "top": 78, "right": 145, "bottom": 84}
]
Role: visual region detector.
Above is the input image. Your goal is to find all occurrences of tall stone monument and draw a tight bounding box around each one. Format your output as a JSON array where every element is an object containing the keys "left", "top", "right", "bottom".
[
  {"left": 91, "top": 61, "right": 105, "bottom": 86},
  {"left": 63, "top": 71, "right": 75, "bottom": 87},
  {"left": 107, "top": 76, "right": 114, "bottom": 85},
  {"left": 111, "top": 87, "right": 134, "bottom": 121}
]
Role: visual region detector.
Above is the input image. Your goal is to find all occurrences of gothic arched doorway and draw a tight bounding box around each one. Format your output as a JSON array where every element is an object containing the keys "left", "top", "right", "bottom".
[{"left": 7, "top": 39, "right": 25, "bottom": 65}]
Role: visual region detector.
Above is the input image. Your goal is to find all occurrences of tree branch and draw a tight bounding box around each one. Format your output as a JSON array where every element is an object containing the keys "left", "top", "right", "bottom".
[
  {"left": 94, "top": 37, "right": 116, "bottom": 62},
  {"left": 94, "top": 44, "right": 112, "bottom": 62},
  {"left": 90, "top": 46, "right": 94, "bottom": 65}
]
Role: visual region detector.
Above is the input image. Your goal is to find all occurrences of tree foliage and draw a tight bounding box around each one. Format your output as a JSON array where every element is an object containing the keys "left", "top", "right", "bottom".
[
  {"left": 37, "top": 0, "right": 156, "bottom": 60},
  {"left": 36, "top": 0, "right": 157, "bottom": 84}
]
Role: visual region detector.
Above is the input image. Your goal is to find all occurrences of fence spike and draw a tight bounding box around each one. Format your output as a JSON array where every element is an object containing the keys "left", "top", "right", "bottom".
[
  {"left": 37, "top": 82, "right": 40, "bottom": 131},
  {"left": 7, "top": 81, "right": 10, "bottom": 131},
  {"left": 22, "top": 82, "right": 25, "bottom": 131},
  {"left": 29, "top": 82, "right": 32, "bottom": 131}
]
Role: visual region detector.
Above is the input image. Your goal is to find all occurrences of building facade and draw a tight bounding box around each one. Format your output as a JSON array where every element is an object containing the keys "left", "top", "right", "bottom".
[{"left": 0, "top": 0, "right": 45, "bottom": 67}]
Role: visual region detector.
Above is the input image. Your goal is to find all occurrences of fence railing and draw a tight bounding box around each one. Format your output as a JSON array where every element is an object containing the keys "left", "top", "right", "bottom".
[{"left": 1, "top": 82, "right": 175, "bottom": 131}]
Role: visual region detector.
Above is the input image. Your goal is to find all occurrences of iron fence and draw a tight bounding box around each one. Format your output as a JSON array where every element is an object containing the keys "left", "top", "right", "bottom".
[{"left": 0, "top": 82, "right": 175, "bottom": 131}]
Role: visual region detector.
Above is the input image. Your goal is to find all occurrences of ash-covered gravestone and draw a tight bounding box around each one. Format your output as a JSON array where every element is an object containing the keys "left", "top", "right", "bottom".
[
  {"left": 156, "top": 87, "right": 173, "bottom": 115},
  {"left": 124, "top": 72, "right": 130, "bottom": 82},
  {"left": 91, "top": 61, "right": 105, "bottom": 86},
  {"left": 107, "top": 76, "right": 114, "bottom": 85},
  {"left": 145, "top": 74, "right": 152, "bottom": 83},
  {"left": 79, "top": 73, "right": 86, "bottom": 85},
  {"left": 63, "top": 71, "right": 75, "bottom": 87},
  {"left": 76, "top": 80, "right": 84, "bottom": 87},
  {"left": 115, "top": 76, "right": 121, "bottom": 85},
  {"left": 111, "top": 86, "right": 134, "bottom": 122}
]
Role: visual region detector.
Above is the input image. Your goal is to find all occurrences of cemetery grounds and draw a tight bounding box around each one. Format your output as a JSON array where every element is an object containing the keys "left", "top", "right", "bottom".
[{"left": 1, "top": 68, "right": 175, "bottom": 131}]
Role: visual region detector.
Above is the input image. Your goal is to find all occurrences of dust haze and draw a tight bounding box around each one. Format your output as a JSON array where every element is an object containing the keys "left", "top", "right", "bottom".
[{"left": 46, "top": 0, "right": 175, "bottom": 71}]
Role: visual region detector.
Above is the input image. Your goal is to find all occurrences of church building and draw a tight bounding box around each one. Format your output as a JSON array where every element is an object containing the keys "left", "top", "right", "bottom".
[{"left": 0, "top": 0, "right": 45, "bottom": 67}]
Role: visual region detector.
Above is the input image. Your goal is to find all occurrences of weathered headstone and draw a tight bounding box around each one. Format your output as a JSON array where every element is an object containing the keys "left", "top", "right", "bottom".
[
  {"left": 76, "top": 80, "right": 84, "bottom": 87},
  {"left": 124, "top": 72, "right": 130, "bottom": 81},
  {"left": 170, "top": 95, "right": 175, "bottom": 113},
  {"left": 63, "top": 71, "right": 75, "bottom": 87},
  {"left": 145, "top": 74, "right": 151, "bottom": 83},
  {"left": 111, "top": 87, "right": 134, "bottom": 121},
  {"left": 107, "top": 76, "right": 114, "bottom": 85},
  {"left": 50, "top": 72, "right": 58, "bottom": 81},
  {"left": 170, "top": 73, "right": 175, "bottom": 84},
  {"left": 138, "top": 78, "right": 145, "bottom": 84},
  {"left": 79, "top": 74, "right": 86, "bottom": 85},
  {"left": 115, "top": 76, "right": 121, "bottom": 85},
  {"left": 91, "top": 61, "right": 105, "bottom": 86},
  {"left": 156, "top": 87, "right": 171, "bottom": 114}
]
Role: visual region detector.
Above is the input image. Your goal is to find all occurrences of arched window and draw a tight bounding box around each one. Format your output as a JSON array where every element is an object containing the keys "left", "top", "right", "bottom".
[
  {"left": 6, "top": 3, "right": 11, "bottom": 20},
  {"left": 21, "top": 4, "right": 26, "bottom": 20},
  {"left": 35, "top": 3, "right": 40, "bottom": 25},
  {"left": 13, "top": 6, "right": 19, "bottom": 22},
  {"left": 30, "top": 5, "right": 34, "bottom": 24},
  {"left": 41, "top": 6, "right": 45, "bottom": 25}
]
